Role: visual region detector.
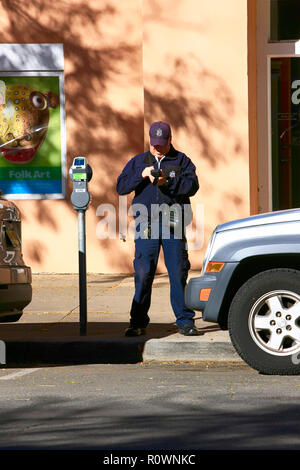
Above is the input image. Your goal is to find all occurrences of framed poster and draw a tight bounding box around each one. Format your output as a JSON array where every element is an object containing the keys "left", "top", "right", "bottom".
[{"left": 0, "top": 71, "right": 66, "bottom": 199}]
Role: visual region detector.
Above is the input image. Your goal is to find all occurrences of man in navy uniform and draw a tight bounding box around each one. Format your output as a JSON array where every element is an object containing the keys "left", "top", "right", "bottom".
[{"left": 116, "top": 121, "right": 199, "bottom": 336}]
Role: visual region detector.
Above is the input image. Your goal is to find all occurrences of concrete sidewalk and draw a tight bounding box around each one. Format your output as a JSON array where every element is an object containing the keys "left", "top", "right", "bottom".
[{"left": 0, "top": 272, "right": 242, "bottom": 366}]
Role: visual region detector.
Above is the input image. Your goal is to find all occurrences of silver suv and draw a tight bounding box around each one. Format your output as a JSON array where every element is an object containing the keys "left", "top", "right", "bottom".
[
  {"left": 0, "top": 193, "right": 32, "bottom": 322},
  {"left": 185, "top": 208, "right": 300, "bottom": 375}
]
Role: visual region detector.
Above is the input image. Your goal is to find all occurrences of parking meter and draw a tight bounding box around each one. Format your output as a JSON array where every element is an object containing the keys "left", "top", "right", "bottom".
[
  {"left": 69, "top": 156, "right": 93, "bottom": 336},
  {"left": 69, "top": 157, "right": 93, "bottom": 211}
]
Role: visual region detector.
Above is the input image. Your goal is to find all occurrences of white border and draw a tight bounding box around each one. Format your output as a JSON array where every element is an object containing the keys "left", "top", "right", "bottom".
[{"left": 0, "top": 44, "right": 64, "bottom": 71}]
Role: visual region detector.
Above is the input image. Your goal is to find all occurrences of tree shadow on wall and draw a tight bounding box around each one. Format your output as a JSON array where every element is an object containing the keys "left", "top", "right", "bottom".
[
  {"left": 0, "top": 1, "right": 246, "bottom": 270},
  {"left": 146, "top": 62, "right": 245, "bottom": 165}
]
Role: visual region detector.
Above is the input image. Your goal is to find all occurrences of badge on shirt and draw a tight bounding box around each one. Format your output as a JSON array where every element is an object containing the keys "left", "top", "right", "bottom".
[{"left": 169, "top": 170, "right": 176, "bottom": 178}]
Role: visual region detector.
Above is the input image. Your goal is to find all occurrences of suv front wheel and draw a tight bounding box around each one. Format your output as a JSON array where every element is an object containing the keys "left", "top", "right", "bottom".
[{"left": 228, "top": 269, "right": 300, "bottom": 375}]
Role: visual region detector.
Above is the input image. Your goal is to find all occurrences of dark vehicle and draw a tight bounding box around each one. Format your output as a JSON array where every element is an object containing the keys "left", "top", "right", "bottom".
[
  {"left": 0, "top": 193, "right": 32, "bottom": 322},
  {"left": 185, "top": 208, "right": 300, "bottom": 375}
]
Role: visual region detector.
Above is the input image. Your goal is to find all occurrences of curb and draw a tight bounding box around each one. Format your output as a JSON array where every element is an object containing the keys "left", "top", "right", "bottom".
[
  {"left": 3, "top": 335, "right": 242, "bottom": 366},
  {"left": 143, "top": 337, "right": 242, "bottom": 362},
  {"left": 5, "top": 337, "right": 144, "bottom": 366}
]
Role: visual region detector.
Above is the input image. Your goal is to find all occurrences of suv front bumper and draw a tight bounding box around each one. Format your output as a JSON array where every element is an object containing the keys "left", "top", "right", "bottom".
[{"left": 185, "top": 262, "right": 238, "bottom": 323}]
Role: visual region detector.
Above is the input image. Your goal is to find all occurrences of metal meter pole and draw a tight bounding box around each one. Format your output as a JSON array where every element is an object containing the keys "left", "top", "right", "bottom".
[
  {"left": 70, "top": 157, "right": 92, "bottom": 336},
  {"left": 78, "top": 209, "right": 87, "bottom": 336}
]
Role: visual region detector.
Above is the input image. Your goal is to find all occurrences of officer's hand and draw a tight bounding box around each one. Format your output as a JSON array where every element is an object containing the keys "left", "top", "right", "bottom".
[
  {"left": 142, "top": 166, "right": 154, "bottom": 179},
  {"left": 156, "top": 171, "right": 167, "bottom": 186}
]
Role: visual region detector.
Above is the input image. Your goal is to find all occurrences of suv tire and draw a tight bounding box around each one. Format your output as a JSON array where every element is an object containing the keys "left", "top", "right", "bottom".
[{"left": 228, "top": 269, "right": 300, "bottom": 375}]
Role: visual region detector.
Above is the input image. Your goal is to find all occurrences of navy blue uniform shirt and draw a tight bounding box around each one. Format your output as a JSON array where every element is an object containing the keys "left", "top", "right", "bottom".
[{"left": 116, "top": 145, "right": 199, "bottom": 217}]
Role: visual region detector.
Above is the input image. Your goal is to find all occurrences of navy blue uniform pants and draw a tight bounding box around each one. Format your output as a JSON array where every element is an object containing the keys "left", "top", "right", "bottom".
[{"left": 129, "top": 226, "right": 195, "bottom": 329}]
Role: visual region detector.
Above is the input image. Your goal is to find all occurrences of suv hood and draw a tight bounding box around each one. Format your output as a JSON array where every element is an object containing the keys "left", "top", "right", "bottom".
[{"left": 216, "top": 208, "right": 300, "bottom": 232}]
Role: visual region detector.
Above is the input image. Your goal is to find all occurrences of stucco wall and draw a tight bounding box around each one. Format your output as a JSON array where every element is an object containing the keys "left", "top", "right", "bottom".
[{"left": 0, "top": 0, "right": 249, "bottom": 273}]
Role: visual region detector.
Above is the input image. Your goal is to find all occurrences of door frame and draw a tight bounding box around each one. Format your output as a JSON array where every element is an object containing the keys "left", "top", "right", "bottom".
[{"left": 256, "top": 0, "right": 300, "bottom": 213}]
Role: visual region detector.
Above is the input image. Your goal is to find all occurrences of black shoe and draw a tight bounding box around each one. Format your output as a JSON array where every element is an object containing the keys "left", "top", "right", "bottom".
[
  {"left": 178, "top": 325, "right": 199, "bottom": 336},
  {"left": 124, "top": 327, "right": 147, "bottom": 337}
]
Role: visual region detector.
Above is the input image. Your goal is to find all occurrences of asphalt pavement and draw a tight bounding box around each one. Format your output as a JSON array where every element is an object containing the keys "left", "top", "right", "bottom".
[{"left": 0, "top": 272, "right": 242, "bottom": 366}]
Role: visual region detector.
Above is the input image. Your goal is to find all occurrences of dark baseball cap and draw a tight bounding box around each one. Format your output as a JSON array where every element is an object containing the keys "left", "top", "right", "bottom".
[{"left": 149, "top": 121, "right": 171, "bottom": 146}]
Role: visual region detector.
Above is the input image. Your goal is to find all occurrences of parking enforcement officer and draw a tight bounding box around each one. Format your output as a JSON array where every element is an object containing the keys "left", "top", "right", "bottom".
[{"left": 116, "top": 121, "right": 199, "bottom": 336}]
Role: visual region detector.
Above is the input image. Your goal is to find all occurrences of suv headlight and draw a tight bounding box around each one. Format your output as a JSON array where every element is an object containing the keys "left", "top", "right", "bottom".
[{"left": 201, "top": 229, "right": 216, "bottom": 274}]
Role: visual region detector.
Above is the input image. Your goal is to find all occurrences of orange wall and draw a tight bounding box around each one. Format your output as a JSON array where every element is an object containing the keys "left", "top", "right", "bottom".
[{"left": 0, "top": 0, "right": 249, "bottom": 274}]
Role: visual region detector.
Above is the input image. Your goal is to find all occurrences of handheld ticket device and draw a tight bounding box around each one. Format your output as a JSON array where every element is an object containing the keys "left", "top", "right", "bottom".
[
  {"left": 69, "top": 157, "right": 93, "bottom": 211},
  {"left": 69, "top": 156, "right": 93, "bottom": 336}
]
